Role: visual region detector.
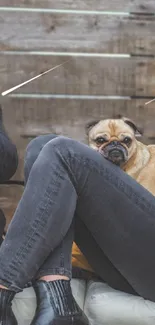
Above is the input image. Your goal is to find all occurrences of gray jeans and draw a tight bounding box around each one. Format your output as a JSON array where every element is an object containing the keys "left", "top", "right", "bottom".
[{"left": 0, "top": 135, "right": 155, "bottom": 301}]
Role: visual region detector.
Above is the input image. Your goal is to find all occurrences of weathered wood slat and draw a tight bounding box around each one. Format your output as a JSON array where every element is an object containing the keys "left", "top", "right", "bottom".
[
  {"left": 1, "top": 0, "right": 155, "bottom": 12},
  {"left": 1, "top": 55, "right": 155, "bottom": 97},
  {"left": 2, "top": 97, "right": 147, "bottom": 139},
  {"left": 0, "top": 12, "right": 155, "bottom": 54}
]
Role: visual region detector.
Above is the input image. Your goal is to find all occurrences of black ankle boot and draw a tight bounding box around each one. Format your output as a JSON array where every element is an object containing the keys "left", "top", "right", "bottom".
[
  {"left": 31, "top": 280, "right": 89, "bottom": 325},
  {"left": 0, "top": 288, "right": 17, "bottom": 324}
]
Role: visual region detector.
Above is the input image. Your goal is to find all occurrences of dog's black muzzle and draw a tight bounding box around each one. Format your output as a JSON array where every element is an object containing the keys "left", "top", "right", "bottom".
[{"left": 99, "top": 141, "right": 128, "bottom": 166}]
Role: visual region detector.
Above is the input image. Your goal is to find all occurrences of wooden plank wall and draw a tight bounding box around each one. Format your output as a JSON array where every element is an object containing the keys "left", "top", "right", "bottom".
[{"left": 0, "top": 0, "right": 155, "bottom": 226}]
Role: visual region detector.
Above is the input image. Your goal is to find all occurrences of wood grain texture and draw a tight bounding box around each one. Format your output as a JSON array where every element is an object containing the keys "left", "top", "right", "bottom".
[
  {"left": 1, "top": 0, "right": 155, "bottom": 12},
  {"left": 0, "top": 12, "right": 155, "bottom": 54},
  {"left": 2, "top": 97, "right": 147, "bottom": 140},
  {"left": 1, "top": 55, "right": 155, "bottom": 97}
]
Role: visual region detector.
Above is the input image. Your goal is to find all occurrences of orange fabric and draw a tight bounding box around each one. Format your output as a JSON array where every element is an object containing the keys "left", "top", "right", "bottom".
[{"left": 72, "top": 242, "right": 93, "bottom": 272}]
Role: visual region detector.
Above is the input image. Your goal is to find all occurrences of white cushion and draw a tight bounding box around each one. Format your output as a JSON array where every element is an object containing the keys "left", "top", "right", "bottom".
[
  {"left": 12, "top": 279, "right": 155, "bottom": 325},
  {"left": 84, "top": 281, "right": 155, "bottom": 325},
  {"left": 12, "top": 287, "right": 36, "bottom": 325}
]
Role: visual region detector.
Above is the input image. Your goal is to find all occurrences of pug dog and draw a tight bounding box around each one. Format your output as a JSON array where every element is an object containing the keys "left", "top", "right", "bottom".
[{"left": 86, "top": 116, "right": 155, "bottom": 196}]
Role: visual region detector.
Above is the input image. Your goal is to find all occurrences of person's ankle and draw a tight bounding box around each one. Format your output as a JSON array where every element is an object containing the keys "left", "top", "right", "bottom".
[
  {"left": 39, "top": 275, "right": 69, "bottom": 282},
  {"left": 0, "top": 284, "right": 9, "bottom": 290}
]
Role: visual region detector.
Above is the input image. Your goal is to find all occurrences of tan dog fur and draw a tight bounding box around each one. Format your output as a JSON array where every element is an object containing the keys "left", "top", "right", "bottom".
[{"left": 87, "top": 118, "right": 155, "bottom": 196}]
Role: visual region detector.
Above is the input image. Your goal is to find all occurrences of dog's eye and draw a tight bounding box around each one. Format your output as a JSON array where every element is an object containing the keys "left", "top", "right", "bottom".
[
  {"left": 123, "top": 137, "right": 132, "bottom": 145},
  {"left": 95, "top": 137, "right": 107, "bottom": 144}
]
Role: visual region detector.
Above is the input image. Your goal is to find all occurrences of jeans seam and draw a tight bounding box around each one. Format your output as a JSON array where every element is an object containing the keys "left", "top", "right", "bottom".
[
  {"left": 3, "top": 167, "right": 65, "bottom": 282},
  {"left": 55, "top": 145, "right": 90, "bottom": 197}
]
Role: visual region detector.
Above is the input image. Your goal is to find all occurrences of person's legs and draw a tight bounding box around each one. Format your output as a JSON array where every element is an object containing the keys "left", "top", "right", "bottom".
[
  {"left": 24, "top": 134, "right": 88, "bottom": 325},
  {"left": 0, "top": 136, "right": 155, "bottom": 323},
  {"left": 24, "top": 134, "right": 134, "bottom": 294},
  {"left": 74, "top": 216, "right": 137, "bottom": 295},
  {"left": 21, "top": 136, "right": 155, "bottom": 300},
  {"left": 24, "top": 134, "right": 58, "bottom": 182},
  {"left": 24, "top": 134, "right": 74, "bottom": 282}
]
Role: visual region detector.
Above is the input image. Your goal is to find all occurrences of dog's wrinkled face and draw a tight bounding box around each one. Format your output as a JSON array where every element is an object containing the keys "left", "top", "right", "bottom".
[{"left": 86, "top": 118, "right": 142, "bottom": 167}]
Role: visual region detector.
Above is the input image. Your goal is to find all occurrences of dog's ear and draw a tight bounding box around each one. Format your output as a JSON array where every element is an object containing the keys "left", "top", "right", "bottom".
[
  {"left": 122, "top": 117, "right": 143, "bottom": 137},
  {"left": 85, "top": 120, "right": 100, "bottom": 135}
]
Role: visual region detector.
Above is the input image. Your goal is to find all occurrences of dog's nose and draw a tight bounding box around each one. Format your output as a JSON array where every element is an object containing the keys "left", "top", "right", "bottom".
[{"left": 110, "top": 141, "right": 119, "bottom": 146}]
